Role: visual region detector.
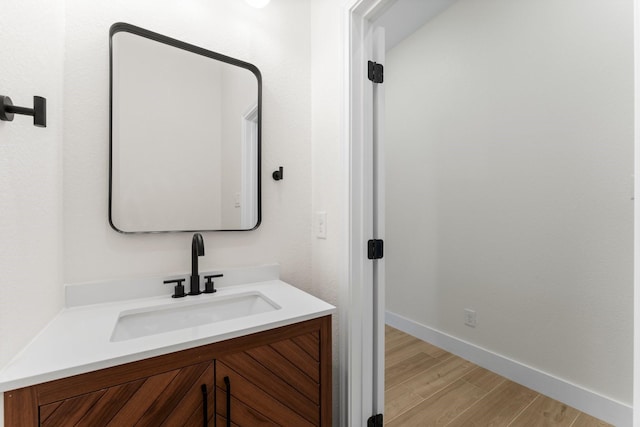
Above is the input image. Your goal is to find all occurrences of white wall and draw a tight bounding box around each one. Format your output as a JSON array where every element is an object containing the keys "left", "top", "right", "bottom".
[
  {"left": 0, "top": 0, "right": 66, "bottom": 422},
  {"left": 310, "top": 1, "right": 346, "bottom": 424},
  {"left": 385, "top": 0, "right": 633, "bottom": 405},
  {"left": 63, "top": 0, "right": 313, "bottom": 290}
]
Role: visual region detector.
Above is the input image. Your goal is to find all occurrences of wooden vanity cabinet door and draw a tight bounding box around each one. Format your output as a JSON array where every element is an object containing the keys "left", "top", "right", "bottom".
[
  {"left": 38, "top": 361, "right": 214, "bottom": 427},
  {"left": 215, "top": 330, "right": 322, "bottom": 427}
]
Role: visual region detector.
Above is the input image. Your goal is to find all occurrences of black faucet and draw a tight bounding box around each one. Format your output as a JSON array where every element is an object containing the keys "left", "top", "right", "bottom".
[{"left": 189, "top": 233, "right": 205, "bottom": 295}]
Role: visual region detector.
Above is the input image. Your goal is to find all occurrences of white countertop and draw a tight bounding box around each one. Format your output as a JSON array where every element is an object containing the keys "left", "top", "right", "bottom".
[{"left": 0, "top": 266, "right": 335, "bottom": 392}]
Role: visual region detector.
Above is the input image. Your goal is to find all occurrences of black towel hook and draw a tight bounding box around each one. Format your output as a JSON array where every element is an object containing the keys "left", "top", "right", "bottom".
[
  {"left": 0, "top": 95, "right": 47, "bottom": 128},
  {"left": 272, "top": 166, "right": 284, "bottom": 181}
]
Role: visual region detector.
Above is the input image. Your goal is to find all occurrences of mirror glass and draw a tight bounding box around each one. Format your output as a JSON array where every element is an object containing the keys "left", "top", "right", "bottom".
[{"left": 110, "top": 23, "right": 261, "bottom": 233}]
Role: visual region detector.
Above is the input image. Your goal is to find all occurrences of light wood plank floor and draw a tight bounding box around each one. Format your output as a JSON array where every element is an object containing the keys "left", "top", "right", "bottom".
[{"left": 385, "top": 325, "right": 612, "bottom": 426}]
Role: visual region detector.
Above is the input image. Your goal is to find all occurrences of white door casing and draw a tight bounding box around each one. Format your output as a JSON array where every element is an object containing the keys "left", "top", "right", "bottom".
[{"left": 241, "top": 104, "right": 259, "bottom": 229}]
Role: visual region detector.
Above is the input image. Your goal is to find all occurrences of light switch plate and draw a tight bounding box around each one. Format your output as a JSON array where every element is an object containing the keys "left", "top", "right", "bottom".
[{"left": 316, "top": 211, "right": 327, "bottom": 239}]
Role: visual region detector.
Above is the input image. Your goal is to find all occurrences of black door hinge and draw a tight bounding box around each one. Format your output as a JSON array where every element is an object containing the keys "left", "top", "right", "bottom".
[
  {"left": 368, "top": 61, "right": 384, "bottom": 83},
  {"left": 368, "top": 239, "right": 384, "bottom": 260},
  {"left": 368, "top": 414, "right": 383, "bottom": 427}
]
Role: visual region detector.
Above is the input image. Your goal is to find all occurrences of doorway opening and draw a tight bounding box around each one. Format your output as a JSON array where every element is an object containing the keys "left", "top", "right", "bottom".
[{"left": 346, "top": 1, "right": 635, "bottom": 426}]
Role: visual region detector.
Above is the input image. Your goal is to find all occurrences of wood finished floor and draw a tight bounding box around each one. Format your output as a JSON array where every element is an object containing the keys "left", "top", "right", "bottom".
[{"left": 385, "top": 325, "right": 612, "bottom": 426}]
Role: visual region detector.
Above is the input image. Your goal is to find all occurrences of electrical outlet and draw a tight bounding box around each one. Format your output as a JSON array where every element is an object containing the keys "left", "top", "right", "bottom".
[
  {"left": 316, "top": 211, "right": 327, "bottom": 239},
  {"left": 464, "top": 309, "right": 477, "bottom": 327}
]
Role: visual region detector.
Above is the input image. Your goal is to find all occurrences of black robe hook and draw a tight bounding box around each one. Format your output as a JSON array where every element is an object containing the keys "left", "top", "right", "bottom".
[
  {"left": 272, "top": 166, "right": 284, "bottom": 181},
  {"left": 0, "top": 95, "right": 47, "bottom": 128}
]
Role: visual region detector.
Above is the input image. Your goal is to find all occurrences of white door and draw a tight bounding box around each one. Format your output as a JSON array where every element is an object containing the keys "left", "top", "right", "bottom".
[
  {"left": 361, "top": 23, "right": 386, "bottom": 424},
  {"left": 346, "top": 1, "right": 388, "bottom": 424},
  {"left": 370, "top": 26, "right": 386, "bottom": 421}
]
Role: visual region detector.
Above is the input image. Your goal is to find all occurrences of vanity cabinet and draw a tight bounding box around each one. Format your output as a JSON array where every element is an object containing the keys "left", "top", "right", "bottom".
[{"left": 4, "top": 316, "right": 331, "bottom": 427}]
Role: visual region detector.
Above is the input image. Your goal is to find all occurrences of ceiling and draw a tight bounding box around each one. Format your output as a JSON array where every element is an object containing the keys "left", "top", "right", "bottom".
[{"left": 374, "top": 0, "right": 459, "bottom": 50}]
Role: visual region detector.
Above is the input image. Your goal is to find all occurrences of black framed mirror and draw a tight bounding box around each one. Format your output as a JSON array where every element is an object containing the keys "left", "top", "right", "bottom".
[{"left": 109, "top": 23, "right": 261, "bottom": 233}]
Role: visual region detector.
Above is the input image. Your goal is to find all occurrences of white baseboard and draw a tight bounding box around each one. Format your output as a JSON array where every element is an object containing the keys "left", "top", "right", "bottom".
[{"left": 385, "top": 311, "right": 632, "bottom": 427}]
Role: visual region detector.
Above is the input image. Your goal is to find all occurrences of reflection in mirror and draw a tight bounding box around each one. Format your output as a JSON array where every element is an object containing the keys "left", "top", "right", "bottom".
[{"left": 110, "top": 23, "right": 261, "bottom": 233}]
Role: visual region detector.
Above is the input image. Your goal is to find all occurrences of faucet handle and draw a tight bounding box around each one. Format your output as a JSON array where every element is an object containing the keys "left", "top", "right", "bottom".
[
  {"left": 164, "top": 278, "right": 187, "bottom": 298},
  {"left": 203, "top": 274, "right": 223, "bottom": 294}
]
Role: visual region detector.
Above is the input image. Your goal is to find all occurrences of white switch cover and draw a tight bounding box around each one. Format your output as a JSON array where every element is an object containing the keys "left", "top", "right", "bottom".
[{"left": 316, "top": 211, "right": 327, "bottom": 239}]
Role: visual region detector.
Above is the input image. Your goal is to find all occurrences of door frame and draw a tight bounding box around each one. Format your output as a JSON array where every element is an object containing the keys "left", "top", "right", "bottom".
[
  {"left": 241, "top": 104, "right": 259, "bottom": 229},
  {"left": 634, "top": 1, "right": 639, "bottom": 424}
]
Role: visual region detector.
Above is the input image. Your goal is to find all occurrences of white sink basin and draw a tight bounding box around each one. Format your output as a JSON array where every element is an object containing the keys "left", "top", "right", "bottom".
[{"left": 111, "top": 292, "right": 280, "bottom": 342}]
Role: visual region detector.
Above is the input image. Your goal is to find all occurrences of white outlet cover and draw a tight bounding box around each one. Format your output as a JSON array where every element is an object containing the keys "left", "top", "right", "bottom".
[{"left": 464, "top": 308, "right": 477, "bottom": 327}]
